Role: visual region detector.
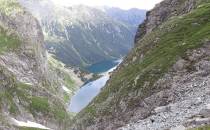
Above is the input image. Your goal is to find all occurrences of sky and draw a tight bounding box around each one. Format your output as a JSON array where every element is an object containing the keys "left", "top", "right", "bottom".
[{"left": 51, "top": 0, "right": 163, "bottom": 10}]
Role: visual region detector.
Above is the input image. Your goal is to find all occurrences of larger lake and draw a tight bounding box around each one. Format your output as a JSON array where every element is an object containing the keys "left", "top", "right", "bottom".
[{"left": 69, "top": 59, "right": 122, "bottom": 113}]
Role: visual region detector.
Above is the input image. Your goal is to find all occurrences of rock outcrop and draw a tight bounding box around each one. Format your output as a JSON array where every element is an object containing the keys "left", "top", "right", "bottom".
[
  {"left": 0, "top": 0, "right": 82, "bottom": 129},
  {"left": 135, "top": 0, "right": 198, "bottom": 42},
  {"left": 0, "top": 0, "right": 46, "bottom": 85},
  {"left": 71, "top": 0, "right": 210, "bottom": 129}
]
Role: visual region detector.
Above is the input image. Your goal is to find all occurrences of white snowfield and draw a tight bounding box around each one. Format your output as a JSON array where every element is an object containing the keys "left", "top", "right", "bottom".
[
  {"left": 11, "top": 118, "right": 51, "bottom": 130},
  {"left": 62, "top": 85, "right": 71, "bottom": 94}
]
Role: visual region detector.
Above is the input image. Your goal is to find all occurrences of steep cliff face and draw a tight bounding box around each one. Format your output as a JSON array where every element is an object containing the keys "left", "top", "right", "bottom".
[
  {"left": 135, "top": 0, "right": 198, "bottom": 42},
  {"left": 72, "top": 0, "right": 210, "bottom": 129},
  {"left": 0, "top": 0, "right": 82, "bottom": 129},
  {"left": 0, "top": 0, "right": 47, "bottom": 85}
]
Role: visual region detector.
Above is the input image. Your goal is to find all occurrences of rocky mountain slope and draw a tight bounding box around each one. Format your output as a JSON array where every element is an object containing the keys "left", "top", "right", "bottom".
[
  {"left": 102, "top": 7, "right": 146, "bottom": 27},
  {"left": 71, "top": 0, "right": 210, "bottom": 129},
  {"left": 18, "top": 0, "right": 146, "bottom": 67},
  {"left": 0, "top": 0, "right": 83, "bottom": 129}
]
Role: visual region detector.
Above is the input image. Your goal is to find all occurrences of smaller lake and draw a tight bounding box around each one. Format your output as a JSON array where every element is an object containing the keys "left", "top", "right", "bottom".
[
  {"left": 69, "top": 59, "right": 122, "bottom": 113},
  {"left": 86, "top": 60, "right": 120, "bottom": 74}
]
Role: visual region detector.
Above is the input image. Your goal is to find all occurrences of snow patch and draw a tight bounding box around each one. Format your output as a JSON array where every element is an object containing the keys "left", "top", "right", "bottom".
[
  {"left": 11, "top": 118, "right": 51, "bottom": 130},
  {"left": 64, "top": 27, "right": 69, "bottom": 40},
  {"left": 62, "top": 85, "right": 71, "bottom": 94},
  {"left": 24, "top": 82, "right": 33, "bottom": 86}
]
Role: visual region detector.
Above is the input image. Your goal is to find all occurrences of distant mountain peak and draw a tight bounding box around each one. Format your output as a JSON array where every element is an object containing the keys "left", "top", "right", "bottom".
[
  {"left": 18, "top": 0, "right": 146, "bottom": 67},
  {"left": 101, "top": 6, "right": 147, "bottom": 26}
]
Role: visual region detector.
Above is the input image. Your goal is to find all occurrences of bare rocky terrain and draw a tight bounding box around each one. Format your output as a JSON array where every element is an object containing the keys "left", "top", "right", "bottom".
[{"left": 119, "top": 43, "right": 210, "bottom": 130}]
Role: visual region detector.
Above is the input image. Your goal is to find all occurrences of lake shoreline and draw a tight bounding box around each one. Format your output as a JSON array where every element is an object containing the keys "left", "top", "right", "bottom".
[{"left": 69, "top": 59, "right": 122, "bottom": 113}]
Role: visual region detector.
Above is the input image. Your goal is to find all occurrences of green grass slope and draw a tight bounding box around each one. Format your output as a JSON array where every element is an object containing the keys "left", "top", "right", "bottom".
[
  {"left": 73, "top": 0, "right": 210, "bottom": 128},
  {"left": 190, "top": 125, "right": 210, "bottom": 130},
  {"left": 0, "top": 26, "right": 21, "bottom": 54}
]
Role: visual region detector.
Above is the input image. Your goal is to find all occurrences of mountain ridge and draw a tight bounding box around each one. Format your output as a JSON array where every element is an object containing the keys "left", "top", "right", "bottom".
[
  {"left": 18, "top": 0, "right": 146, "bottom": 67},
  {"left": 101, "top": 6, "right": 146, "bottom": 27}
]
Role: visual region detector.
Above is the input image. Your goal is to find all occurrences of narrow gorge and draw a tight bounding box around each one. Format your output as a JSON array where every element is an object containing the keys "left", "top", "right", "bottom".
[{"left": 1, "top": 0, "right": 210, "bottom": 130}]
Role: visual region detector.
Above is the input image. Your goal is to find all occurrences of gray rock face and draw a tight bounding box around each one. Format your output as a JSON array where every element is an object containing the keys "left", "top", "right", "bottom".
[
  {"left": 0, "top": 6, "right": 47, "bottom": 85},
  {"left": 199, "top": 104, "right": 210, "bottom": 118},
  {"left": 0, "top": 1, "right": 82, "bottom": 130},
  {"left": 154, "top": 105, "right": 171, "bottom": 114},
  {"left": 171, "top": 125, "right": 186, "bottom": 130},
  {"left": 135, "top": 0, "right": 198, "bottom": 42}
]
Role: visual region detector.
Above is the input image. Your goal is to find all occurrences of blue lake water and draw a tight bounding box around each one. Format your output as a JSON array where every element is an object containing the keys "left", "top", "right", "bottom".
[
  {"left": 86, "top": 60, "right": 120, "bottom": 74},
  {"left": 69, "top": 59, "right": 122, "bottom": 113}
]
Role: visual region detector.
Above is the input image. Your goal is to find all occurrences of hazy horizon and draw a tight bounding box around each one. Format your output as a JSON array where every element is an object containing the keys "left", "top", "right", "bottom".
[{"left": 51, "top": 0, "right": 163, "bottom": 10}]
